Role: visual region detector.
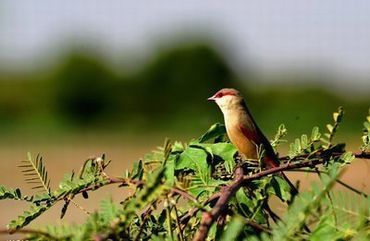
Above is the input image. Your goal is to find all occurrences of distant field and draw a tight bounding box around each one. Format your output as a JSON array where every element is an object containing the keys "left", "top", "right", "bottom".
[{"left": 0, "top": 134, "right": 369, "bottom": 239}]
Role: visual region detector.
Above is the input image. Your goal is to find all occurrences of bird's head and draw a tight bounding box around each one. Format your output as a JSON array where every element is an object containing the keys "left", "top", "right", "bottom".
[{"left": 208, "top": 88, "right": 244, "bottom": 113}]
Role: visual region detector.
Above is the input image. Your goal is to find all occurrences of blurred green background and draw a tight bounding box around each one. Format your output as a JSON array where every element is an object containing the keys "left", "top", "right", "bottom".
[
  {"left": 0, "top": 41, "right": 368, "bottom": 140},
  {"left": 1, "top": 1, "right": 369, "bottom": 234},
  {"left": 1, "top": 2, "right": 369, "bottom": 142}
]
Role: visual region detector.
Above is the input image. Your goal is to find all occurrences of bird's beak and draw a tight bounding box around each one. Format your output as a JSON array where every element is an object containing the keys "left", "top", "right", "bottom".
[{"left": 207, "top": 96, "right": 216, "bottom": 101}]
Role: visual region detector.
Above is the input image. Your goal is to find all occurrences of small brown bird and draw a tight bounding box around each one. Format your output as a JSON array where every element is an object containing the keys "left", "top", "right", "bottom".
[
  {"left": 208, "top": 88, "right": 297, "bottom": 193},
  {"left": 208, "top": 88, "right": 278, "bottom": 167}
]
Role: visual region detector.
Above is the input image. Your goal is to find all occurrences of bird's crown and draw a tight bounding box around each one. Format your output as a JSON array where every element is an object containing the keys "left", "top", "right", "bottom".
[{"left": 208, "top": 88, "right": 241, "bottom": 101}]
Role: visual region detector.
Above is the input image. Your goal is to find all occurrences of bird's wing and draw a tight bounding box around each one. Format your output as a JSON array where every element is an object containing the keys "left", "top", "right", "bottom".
[
  {"left": 239, "top": 124, "right": 260, "bottom": 144},
  {"left": 239, "top": 124, "right": 279, "bottom": 168}
]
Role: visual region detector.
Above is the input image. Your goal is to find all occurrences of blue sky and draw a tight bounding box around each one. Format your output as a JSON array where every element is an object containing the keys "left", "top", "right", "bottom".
[{"left": 1, "top": 1, "right": 370, "bottom": 88}]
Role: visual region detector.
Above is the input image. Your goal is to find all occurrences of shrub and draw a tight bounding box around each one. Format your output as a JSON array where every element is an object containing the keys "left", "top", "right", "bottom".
[{"left": 1, "top": 108, "right": 369, "bottom": 241}]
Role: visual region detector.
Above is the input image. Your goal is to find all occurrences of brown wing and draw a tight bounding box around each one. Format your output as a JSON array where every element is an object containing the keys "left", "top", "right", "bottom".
[{"left": 240, "top": 124, "right": 279, "bottom": 168}]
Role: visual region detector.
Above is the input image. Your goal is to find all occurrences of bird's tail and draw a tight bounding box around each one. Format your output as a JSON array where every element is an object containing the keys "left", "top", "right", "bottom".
[
  {"left": 265, "top": 156, "right": 310, "bottom": 232},
  {"left": 281, "top": 172, "right": 298, "bottom": 201},
  {"left": 281, "top": 171, "right": 311, "bottom": 233}
]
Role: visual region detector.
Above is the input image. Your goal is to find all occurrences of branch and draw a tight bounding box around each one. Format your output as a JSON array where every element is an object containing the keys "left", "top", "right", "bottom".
[
  {"left": 243, "top": 158, "right": 323, "bottom": 182},
  {"left": 242, "top": 218, "right": 272, "bottom": 234},
  {"left": 77, "top": 177, "right": 198, "bottom": 203},
  {"left": 245, "top": 151, "right": 370, "bottom": 183},
  {"left": 0, "top": 228, "right": 58, "bottom": 240},
  {"left": 352, "top": 151, "right": 370, "bottom": 159},
  {"left": 193, "top": 166, "right": 244, "bottom": 241},
  {"left": 180, "top": 193, "right": 221, "bottom": 225},
  {"left": 278, "top": 151, "right": 370, "bottom": 161},
  {"left": 288, "top": 169, "right": 368, "bottom": 198},
  {"left": 134, "top": 201, "right": 155, "bottom": 241},
  {"left": 171, "top": 187, "right": 199, "bottom": 203},
  {"left": 192, "top": 151, "right": 370, "bottom": 241}
]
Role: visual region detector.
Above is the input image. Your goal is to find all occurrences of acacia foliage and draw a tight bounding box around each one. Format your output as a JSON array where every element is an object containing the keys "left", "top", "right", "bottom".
[{"left": 0, "top": 108, "right": 369, "bottom": 241}]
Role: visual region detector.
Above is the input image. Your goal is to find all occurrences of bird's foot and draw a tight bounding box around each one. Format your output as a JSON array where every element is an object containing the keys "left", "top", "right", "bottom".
[
  {"left": 234, "top": 156, "right": 260, "bottom": 175},
  {"left": 234, "top": 153, "right": 244, "bottom": 165}
]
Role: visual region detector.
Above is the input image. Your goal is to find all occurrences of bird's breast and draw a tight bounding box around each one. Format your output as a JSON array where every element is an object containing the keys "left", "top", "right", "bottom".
[{"left": 224, "top": 113, "right": 258, "bottom": 159}]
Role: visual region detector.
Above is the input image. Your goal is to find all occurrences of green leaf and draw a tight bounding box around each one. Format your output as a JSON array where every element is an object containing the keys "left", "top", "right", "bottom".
[
  {"left": 321, "top": 138, "right": 330, "bottom": 144},
  {"left": 99, "top": 198, "right": 120, "bottom": 223},
  {"left": 54, "top": 162, "right": 106, "bottom": 199},
  {"left": 220, "top": 215, "right": 245, "bottom": 241},
  {"left": 273, "top": 162, "right": 342, "bottom": 240},
  {"left": 268, "top": 176, "right": 292, "bottom": 202},
  {"left": 8, "top": 204, "right": 50, "bottom": 232},
  {"left": 195, "top": 143, "right": 237, "bottom": 173},
  {"left": 171, "top": 141, "right": 185, "bottom": 152},
  {"left": 186, "top": 178, "right": 226, "bottom": 198},
  {"left": 335, "top": 107, "right": 344, "bottom": 123},
  {"left": 333, "top": 112, "right": 340, "bottom": 122},
  {"left": 0, "top": 186, "right": 31, "bottom": 201},
  {"left": 212, "top": 143, "right": 237, "bottom": 173},
  {"left": 311, "top": 126, "right": 321, "bottom": 141},
  {"left": 271, "top": 124, "right": 288, "bottom": 148},
  {"left": 144, "top": 149, "right": 165, "bottom": 164},
  {"left": 295, "top": 139, "right": 301, "bottom": 153},
  {"left": 361, "top": 111, "right": 370, "bottom": 151},
  {"left": 289, "top": 138, "right": 302, "bottom": 158},
  {"left": 197, "top": 123, "right": 226, "bottom": 143},
  {"left": 121, "top": 167, "right": 167, "bottom": 226},
  {"left": 339, "top": 152, "right": 355, "bottom": 165},
  {"left": 300, "top": 134, "right": 308, "bottom": 150},
  {"left": 235, "top": 188, "right": 252, "bottom": 216},
  {"left": 310, "top": 214, "right": 339, "bottom": 241},
  {"left": 326, "top": 124, "right": 334, "bottom": 133},
  {"left": 176, "top": 146, "right": 209, "bottom": 185},
  {"left": 234, "top": 188, "right": 267, "bottom": 224},
  {"left": 130, "top": 160, "right": 143, "bottom": 180},
  {"left": 19, "top": 153, "right": 51, "bottom": 195},
  {"left": 364, "top": 121, "right": 370, "bottom": 130},
  {"left": 163, "top": 155, "right": 176, "bottom": 186}
]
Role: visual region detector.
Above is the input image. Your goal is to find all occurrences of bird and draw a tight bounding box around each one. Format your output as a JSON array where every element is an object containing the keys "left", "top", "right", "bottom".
[{"left": 208, "top": 88, "right": 298, "bottom": 195}]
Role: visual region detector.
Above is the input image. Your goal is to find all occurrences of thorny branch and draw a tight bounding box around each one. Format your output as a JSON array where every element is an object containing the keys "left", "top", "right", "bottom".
[
  {"left": 192, "top": 151, "right": 370, "bottom": 241},
  {"left": 2, "top": 151, "right": 369, "bottom": 240},
  {"left": 193, "top": 166, "right": 245, "bottom": 241},
  {"left": 0, "top": 228, "right": 58, "bottom": 240}
]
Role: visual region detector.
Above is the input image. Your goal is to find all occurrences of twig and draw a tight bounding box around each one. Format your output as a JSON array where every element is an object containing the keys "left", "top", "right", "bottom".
[
  {"left": 78, "top": 177, "right": 198, "bottom": 203},
  {"left": 243, "top": 158, "right": 323, "bottom": 182},
  {"left": 242, "top": 150, "right": 370, "bottom": 183},
  {"left": 171, "top": 187, "right": 198, "bottom": 203},
  {"left": 264, "top": 203, "right": 281, "bottom": 224},
  {"left": 68, "top": 198, "right": 91, "bottom": 215},
  {"left": 0, "top": 228, "right": 59, "bottom": 240},
  {"left": 240, "top": 217, "right": 272, "bottom": 234},
  {"left": 166, "top": 198, "right": 175, "bottom": 241},
  {"left": 279, "top": 151, "right": 370, "bottom": 161},
  {"left": 243, "top": 149, "right": 370, "bottom": 182},
  {"left": 288, "top": 169, "right": 368, "bottom": 197},
  {"left": 215, "top": 211, "right": 227, "bottom": 238},
  {"left": 173, "top": 202, "right": 185, "bottom": 241},
  {"left": 180, "top": 193, "right": 221, "bottom": 225},
  {"left": 336, "top": 179, "right": 368, "bottom": 197},
  {"left": 134, "top": 202, "right": 155, "bottom": 241}
]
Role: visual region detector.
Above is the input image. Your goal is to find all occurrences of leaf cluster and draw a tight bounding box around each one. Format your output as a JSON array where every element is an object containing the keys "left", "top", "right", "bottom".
[{"left": 0, "top": 108, "right": 369, "bottom": 241}]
